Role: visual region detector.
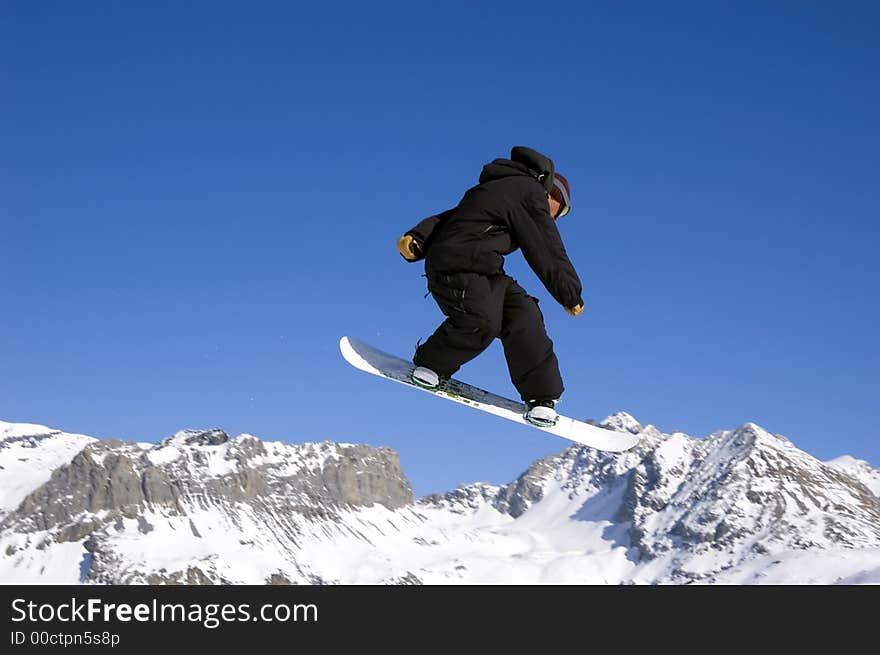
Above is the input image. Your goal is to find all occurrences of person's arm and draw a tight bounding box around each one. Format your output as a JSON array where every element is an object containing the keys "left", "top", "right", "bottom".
[
  {"left": 396, "top": 209, "right": 455, "bottom": 262},
  {"left": 509, "top": 188, "right": 584, "bottom": 311}
]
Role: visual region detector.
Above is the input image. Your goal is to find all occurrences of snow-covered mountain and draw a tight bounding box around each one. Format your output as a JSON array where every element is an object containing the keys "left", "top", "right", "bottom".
[{"left": 1, "top": 414, "right": 878, "bottom": 584}]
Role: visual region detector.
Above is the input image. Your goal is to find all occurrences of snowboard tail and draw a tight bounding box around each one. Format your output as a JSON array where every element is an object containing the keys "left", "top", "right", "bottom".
[{"left": 339, "top": 336, "right": 640, "bottom": 453}]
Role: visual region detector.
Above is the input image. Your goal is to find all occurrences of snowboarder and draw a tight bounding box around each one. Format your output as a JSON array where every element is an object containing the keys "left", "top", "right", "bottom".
[{"left": 396, "top": 146, "right": 584, "bottom": 427}]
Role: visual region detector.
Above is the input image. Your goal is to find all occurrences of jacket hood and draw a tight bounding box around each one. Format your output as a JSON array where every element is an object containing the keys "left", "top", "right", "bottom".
[
  {"left": 479, "top": 159, "right": 537, "bottom": 184},
  {"left": 478, "top": 146, "right": 556, "bottom": 192}
]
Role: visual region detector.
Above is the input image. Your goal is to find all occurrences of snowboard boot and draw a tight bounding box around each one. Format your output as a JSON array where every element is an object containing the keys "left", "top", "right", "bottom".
[
  {"left": 524, "top": 399, "right": 559, "bottom": 428},
  {"left": 411, "top": 366, "right": 441, "bottom": 390}
]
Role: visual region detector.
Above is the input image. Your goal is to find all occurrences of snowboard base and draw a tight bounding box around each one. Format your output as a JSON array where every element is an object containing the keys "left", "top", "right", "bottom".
[{"left": 339, "top": 336, "right": 640, "bottom": 452}]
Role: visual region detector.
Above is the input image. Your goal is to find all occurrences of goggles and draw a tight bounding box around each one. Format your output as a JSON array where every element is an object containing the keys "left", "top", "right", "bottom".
[{"left": 552, "top": 176, "right": 571, "bottom": 218}]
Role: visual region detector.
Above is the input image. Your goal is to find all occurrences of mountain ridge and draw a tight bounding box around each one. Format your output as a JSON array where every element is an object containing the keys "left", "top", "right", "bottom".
[{"left": 1, "top": 414, "right": 877, "bottom": 584}]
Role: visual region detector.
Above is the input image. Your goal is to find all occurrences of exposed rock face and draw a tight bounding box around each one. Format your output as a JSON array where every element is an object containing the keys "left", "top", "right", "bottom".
[
  {"left": 4, "top": 430, "right": 413, "bottom": 540},
  {"left": 494, "top": 456, "right": 556, "bottom": 518}
]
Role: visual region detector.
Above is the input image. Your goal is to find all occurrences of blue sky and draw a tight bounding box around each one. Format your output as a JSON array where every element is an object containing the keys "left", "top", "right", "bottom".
[{"left": 2, "top": 2, "right": 878, "bottom": 496}]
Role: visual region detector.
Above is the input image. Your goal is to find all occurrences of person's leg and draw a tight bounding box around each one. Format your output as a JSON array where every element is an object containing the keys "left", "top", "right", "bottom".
[
  {"left": 414, "top": 273, "right": 504, "bottom": 378},
  {"left": 499, "top": 278, "right": 564, "bottom": 403}
]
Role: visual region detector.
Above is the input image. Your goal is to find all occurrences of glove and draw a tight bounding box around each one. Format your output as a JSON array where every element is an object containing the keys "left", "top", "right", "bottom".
[
  {"left": 396, "top": 234, "right": 423, "bottom": 262},
  {"left": 565, "top": 303, "right": 584, "bottom": 317}
]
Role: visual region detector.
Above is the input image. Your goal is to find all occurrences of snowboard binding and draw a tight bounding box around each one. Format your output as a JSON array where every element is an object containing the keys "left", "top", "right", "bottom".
[
  {"left": 524, "top": 399, "right": 559, "bottom": 428},
  {"left": 411, "top": 366, "right": 441, "bottom": 390}
]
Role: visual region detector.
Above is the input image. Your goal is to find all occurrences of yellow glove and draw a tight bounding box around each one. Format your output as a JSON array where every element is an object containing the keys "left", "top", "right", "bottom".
[
  {"left": 396, "top": 234, "right": 423, "bottom": 262},
  {"left": 565, "top": 303, "right": 584, "bottom": 317}
]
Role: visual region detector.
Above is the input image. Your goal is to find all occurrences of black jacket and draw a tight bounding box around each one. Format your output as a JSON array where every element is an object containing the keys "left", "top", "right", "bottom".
[{"left": 405, "top": 156, "right": 583, "bottom": 310}]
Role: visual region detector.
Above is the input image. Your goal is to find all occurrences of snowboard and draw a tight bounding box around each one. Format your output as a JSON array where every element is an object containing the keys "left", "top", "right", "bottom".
[{"left": 339, "top": 336, "right": 640, "bottom": 452}]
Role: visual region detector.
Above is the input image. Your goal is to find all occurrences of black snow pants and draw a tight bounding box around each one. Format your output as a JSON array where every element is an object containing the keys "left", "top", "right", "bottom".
[{"left": 413, "top": 272, "right": 564, "bottom": 403}]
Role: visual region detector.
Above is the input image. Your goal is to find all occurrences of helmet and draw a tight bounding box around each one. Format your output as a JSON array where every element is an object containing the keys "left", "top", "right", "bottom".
[{"left": 551, "top": 172, "right": 571, "bottom": 218}]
